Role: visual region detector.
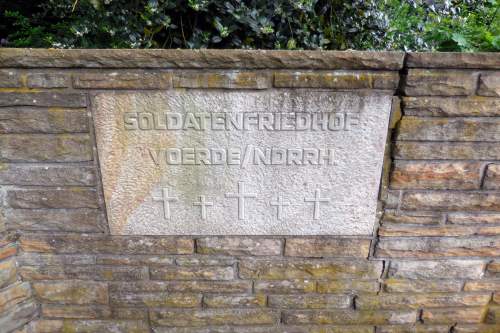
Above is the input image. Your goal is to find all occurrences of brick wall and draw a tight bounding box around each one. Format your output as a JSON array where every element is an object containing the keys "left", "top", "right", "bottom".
[{"left": 0, "top": 49, "right": 498, "bottom": 333}]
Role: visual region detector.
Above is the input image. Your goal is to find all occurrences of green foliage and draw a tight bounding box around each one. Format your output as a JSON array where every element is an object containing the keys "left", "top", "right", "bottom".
[
  {"left": 381, "top": 0, "right": 499, "bottom": 51},
  {"left": 1, "top": 0, "right": 498, "bottom": 51}
]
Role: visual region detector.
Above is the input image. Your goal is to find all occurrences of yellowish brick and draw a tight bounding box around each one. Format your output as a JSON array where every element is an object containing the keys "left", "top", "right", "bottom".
[
  {"left": 33, "top": 280, "right": 108, "bottom": 305},
  {"left": 174, "top": 71, "right": 269, "bottom": 89},
  {"left": 274, "top": 71, "right": 398, "bottom": 89},
  {"left": 203, "top": 294, "right": 266, "bottom": 308},
  {"left": 150, "top": 309, "right": 279, "bottom": 327},
  {"left": 357, "top": 293, "right": 490, "bottom": 310},
  {"left": 422, "top": 307, "right": 487, "bottom": 324}
]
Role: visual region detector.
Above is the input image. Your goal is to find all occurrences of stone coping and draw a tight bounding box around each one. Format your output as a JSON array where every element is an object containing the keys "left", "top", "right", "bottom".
[
  {"left": 0, "top": 49, "right": 498, "bottom": 70},
  {"left": 0, "top": 48, "right": 405, "bottom": 69},
  {"left": 407, "top": 52, "right": 500, "bottom": 69}
]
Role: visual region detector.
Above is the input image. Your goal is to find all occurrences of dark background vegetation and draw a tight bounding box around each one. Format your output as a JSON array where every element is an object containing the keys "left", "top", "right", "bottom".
[{"left": 0, "top": 0, "right": 498, "bottom": 51}]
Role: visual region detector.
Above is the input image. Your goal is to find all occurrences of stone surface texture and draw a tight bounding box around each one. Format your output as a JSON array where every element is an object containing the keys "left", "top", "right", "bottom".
[
  {"left": 93, "top": 90, "right": 391, "bottom": 235},
  {"left": 0, "top": 49, "right": 499, "bottom": 332}
]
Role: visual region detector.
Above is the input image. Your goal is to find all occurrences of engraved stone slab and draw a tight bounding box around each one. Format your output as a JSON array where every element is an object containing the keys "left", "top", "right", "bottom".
[{"left": 93, "top": 90, "right": 392, "bottom": 235}]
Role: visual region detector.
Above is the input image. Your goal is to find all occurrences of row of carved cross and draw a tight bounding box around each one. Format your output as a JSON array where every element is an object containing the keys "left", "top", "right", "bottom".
[{"left": 153, "top": 181, "right": 330, "bottom": 220}]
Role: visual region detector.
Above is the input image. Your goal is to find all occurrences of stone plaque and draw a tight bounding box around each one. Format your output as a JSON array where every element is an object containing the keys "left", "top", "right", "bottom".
[{"left": 93, "top": 90, "right": 392, "bottom": 235}]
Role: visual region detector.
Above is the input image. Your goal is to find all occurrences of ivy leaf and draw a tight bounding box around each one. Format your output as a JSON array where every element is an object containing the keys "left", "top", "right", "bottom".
[
  {"left": 492, "top": 35, "right": 500, "bottom": 49},
  {"left": 286, "top": 38, "right": 296, "bottom": 49},
  {"left": 451, "top": 32, "right": 469, "bottom": 48}
]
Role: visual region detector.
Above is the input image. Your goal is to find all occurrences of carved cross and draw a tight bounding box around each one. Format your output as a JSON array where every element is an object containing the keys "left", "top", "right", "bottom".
[
  {"left": 153, "top": 187, "right": 178, "bottom": 219},
  {"left": 193, "top": 195, "right": 213, "bottom": 220},
  {"left": 225, "top": 181, "right": 256, "bottom": 220},
  {"left": 304, "top": 188, "right": 330, "bottom": 220},
  {"left": 270, "top": 194, "right": 290, "bottom": 221}
]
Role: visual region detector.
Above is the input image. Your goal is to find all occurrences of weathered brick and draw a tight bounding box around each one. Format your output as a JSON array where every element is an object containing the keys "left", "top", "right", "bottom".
[
  {"left": 110, "top": 280, "right": 251, "bottom": 294},
  {"left": 273, "top": 71, "right": 398, "bottom": 89},
  {"left": 203, "top": 294, "right": 266, "bottom": 308},
  {"left": 175, "top": 256, "right": 235, "bottom": 266},
  {"left": 422, "top": 307, "right": 486, "bottom": 324},
  {"left": 486, "top": 261, "right": 500, "bottom": 278},
  {"left": 27, "top": 73, "right": 70, "bottom": 88},
  {"left": 284, "top": 237, "right": 371, "bottom": 258},
  {"left": 403, "top": 96, "right": 500, "bottom": 117},
  {"left": 390, "top": 161, "right": 482, "bottom": 190},
  {"left": 1, "top": 236, "right": 21, "bottom": 253},
  {"left": 478, "top": 73, "right": 500, "bottom": 97},
  {"left": 150, "top": 309, "right": 279, "bottom": 327},
  {"left": 394, "top": 142, "right": 500, "bottom": 160},
  {"left": 0, "top": 164, "right": 96, "bottom": 186},
  {"left": 110, "top": 292, "right": 201, "bottom": 307},
  {"left": 0, "top": 257, "right": 17, "bottom": 289},
  {"left": 152, "top": 325, "right": 375, "bottom": 333},
  {"left": 357, "top": 293, "right": 490, "bottom": 310},
  {"left": 0, "top": 300, "right": 38, "bottom": 333},
  {"left": 19, "top": 234, "right": 194, "bottom": 254},
  {"left": 0, "top": 107, "right": 88, "bottom": 133},
  {"left": 73, "top": 71, "right": 172, "bottom": 89},
  {"left": 447, "top": 213, "right": 500, "bottom": 225},
  {"left": 150, "top": 266, "right": 234, "bottom": 281},
  {"left": 11, "top": 325, "right": 30, "bottom": 333},
  {"left": 164, "top": 280, "right": 251, "bottom": 293},
  {"left": 404, "top": 69, "right": 477, "bottom": 96},
  {"left": 238, "top": 259, "right": 383, "bottom": 280},
  {"left": 454, "top": 324, "right": 500, "bottom": 333},
  {"left": 376, "top": 325, "right": 451, "bottom": 333},
  {"left": 283, "top": 309, "right": 417, "bottom": 325},
  {"left": 6, "top": 188, "right": 99, "bottom": 209},
  {"left": 111, "top": 308, "right": 148, "bottom": 320},
  {"left": 173, "top": 71, "right": 269, "bottom": 89},
  {"left": 0, "top": 134, "right": 92, "bottom": 162},
  {"left": 0, "top": 231, "right": 18, "bottom": 245},
  {"left": 0, "top": 282, "right": 32, "bottom": 312},
  {"left": 401, "top": 191, "right": 500, "bottom": 212},
  {"left": 317, "top": 280, "right": 380, "bottom": 294},
  {"left": 484, "top": 164, "right": 500, "bottom": 190},
  {"left": 29, "top": 319, "right": 150, "bottom": 333},
  {"left": 397, "top": 117, "right": 500, "bottom": 142},
  {"left": 268, "top": 294, "right": 351, "bottom": 309},
  {"left": 0, "top": 69, "right": 22, "bottom": 87},
  {"left": 383, "top": 279, "right": 463, "bottom": 293},
  {"left": 32, "top": 281, "right": 108, "bottom": 305},
  {"left": 377, "top": 237, "right": 500, "bottom": 258},
  {"left": 0, "top": 243, "right": 17, "bottom": 261},
  {"left": 464, "top": 280, "right": 500, "bottom": 292},
  {"left": 379, "top": 225, "right": 500, "bottom": 237},
  {"left": 4, "top": 208, "right": 104, "bottom": 232},
  {"left": 96, "top": 254, "right": 174, "bottom": 266},
  {"left": 21, "top": 264, "right": 148, "bottom": 281},
  {"left": 387, "top": 260, "right": 485, "bottom": 279},
  {"left": 382, "top": 210, "right": 441, "bottom": 225},
  {"left": 17, "top": 253, "right": 96, "bottom": 266},
  {"left": 40, "top": 304, "right": 111, "bottom": 319},
  {"left": 196, "top": 237, "right": 282, "bottom": 256},
  {"left": 254, "top": 280, "right": 316, "bottom": 294},
  {"left": 0, "top": 92, "right": 87, "bottom": 107},
  {"left": 27, "top": 319, "right": 74, "bottom": 333}
]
